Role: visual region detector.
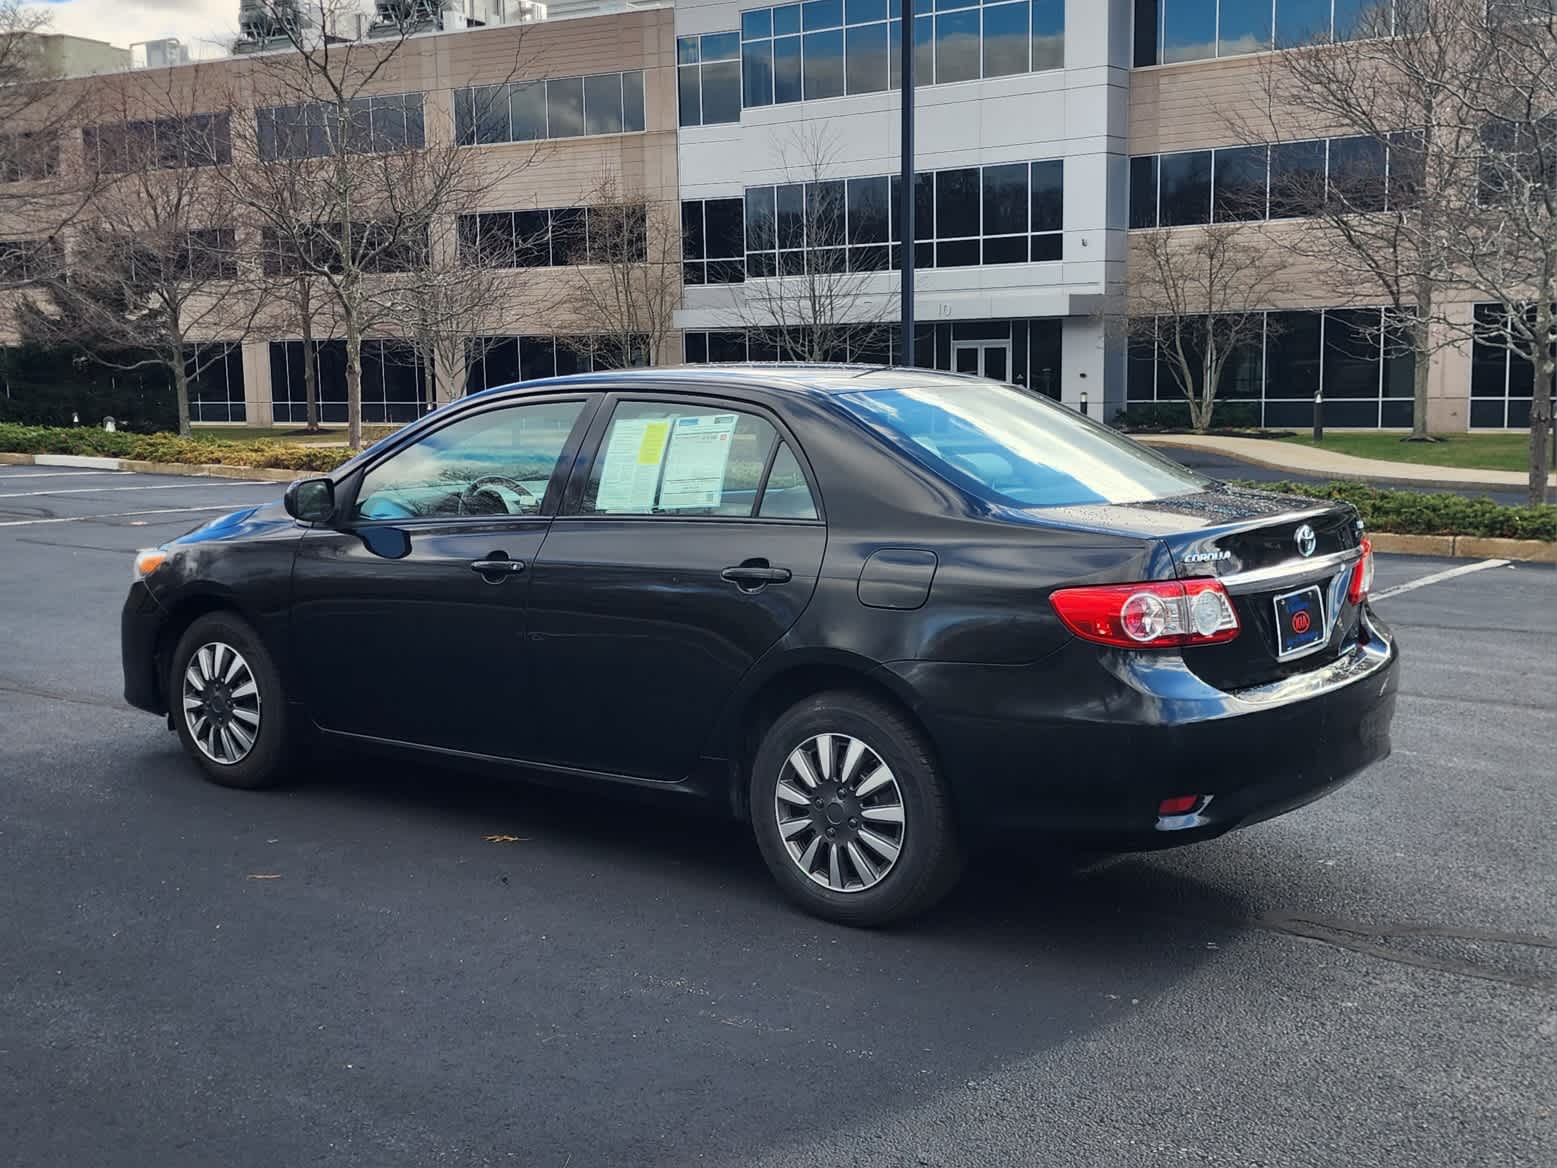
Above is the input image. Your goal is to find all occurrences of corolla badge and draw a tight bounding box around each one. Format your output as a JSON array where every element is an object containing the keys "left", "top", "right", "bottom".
[
  {"left": 1183, "top": 548, "right": 1231, "bottom": 563},
  {"left": 1294, "top": 524, "right": 1317, "bottom": 558}
]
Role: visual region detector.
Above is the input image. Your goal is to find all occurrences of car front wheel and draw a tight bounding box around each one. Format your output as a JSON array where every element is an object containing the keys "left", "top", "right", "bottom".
[
  {"left": 170, "top": 612, "right": 292, "bottom": 790},
  {"left": 750, "top": 690, "right": 963, "bottom": 926}
]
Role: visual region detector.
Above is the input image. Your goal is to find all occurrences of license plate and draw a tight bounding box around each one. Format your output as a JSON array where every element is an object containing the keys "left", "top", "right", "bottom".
[{"left": 1273, "top": 585, "right": 1326, "bottom": 659}]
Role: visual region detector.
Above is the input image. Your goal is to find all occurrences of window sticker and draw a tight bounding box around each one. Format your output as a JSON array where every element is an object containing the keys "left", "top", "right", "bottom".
[
  {"left": 658, "top": 413, "right": 739, "bottom": 510},
  {"left": 596, "top": 417, "right": 670, "bottom": 512}
]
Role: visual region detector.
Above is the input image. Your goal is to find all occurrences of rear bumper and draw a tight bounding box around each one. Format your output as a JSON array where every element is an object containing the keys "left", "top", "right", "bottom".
[
  {"left": 121, "top": 581, "right": 167, "bottom": 716},
  {"left": 888, "top": 612, "right": 1400, "bottom": 846}
]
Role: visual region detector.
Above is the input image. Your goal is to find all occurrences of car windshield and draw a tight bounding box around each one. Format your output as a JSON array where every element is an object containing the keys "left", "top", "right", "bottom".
[{"left": 835, "top": 382, "right": 1211, "bottom": 508}]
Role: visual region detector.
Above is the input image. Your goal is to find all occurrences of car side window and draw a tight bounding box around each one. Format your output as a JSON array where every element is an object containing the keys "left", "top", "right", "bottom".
[
  {"left": 353, "top": 400, "right": 586, "bottom": 521},
  {"left": 580, "top": 402, "right": 779, "bottom": 517},
  {"left": 758, "top": 442, "right": 818, "bottom": 520}
]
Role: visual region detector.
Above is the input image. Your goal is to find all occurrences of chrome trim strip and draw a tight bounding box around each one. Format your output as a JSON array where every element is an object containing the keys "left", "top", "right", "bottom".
[
  {"left": 1228, "top": 615, "right": 1395, "bottom": 709},
  {"left": 1219, "top": 547, "right": 1362, "bottom": 595}
]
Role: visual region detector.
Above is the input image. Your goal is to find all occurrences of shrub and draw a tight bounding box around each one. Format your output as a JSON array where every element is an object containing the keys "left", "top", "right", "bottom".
[
  {"left": 1117, "top": 401, "right": 1262, "bottom": 431},
  {"left": 0, "top": 422, "right": 353, "bottom": 473},
  {"left": 1243, "top": 480, "right": 1556, "bottom": 542}
]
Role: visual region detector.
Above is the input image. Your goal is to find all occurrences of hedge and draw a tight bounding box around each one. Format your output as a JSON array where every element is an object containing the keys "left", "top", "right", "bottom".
[
  {"left": 1115, "top": 401, "right": 1264, "bottom": 431},
  {"left": 1244, "top": 480, "right": 1556, "bottom": 542},
  {"left": 0, "top": 423, "right": 352, "bottom": 473}
]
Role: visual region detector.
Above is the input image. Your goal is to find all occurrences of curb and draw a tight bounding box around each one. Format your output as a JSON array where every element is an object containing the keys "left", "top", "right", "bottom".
[
  {"left": 1137, "top": 435, "right": 1546, "bottom": 494},
  {"left": 1369, "top": 532, "right": 1555, "bottom": 563},
  {"left": 0, "top": 451, "right": 299, "bottom": 483}
]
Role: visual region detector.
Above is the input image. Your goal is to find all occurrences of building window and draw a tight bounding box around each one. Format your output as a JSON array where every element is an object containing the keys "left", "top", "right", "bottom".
[
  {"left": 465, "top": 333, "right": 648, "bottom": 391},
  {"left": 1469, "top": 302, "right": 1557, "bottom": 429},
  {"left": 0, "top": 131, "right": 58, "bottom": 183},
  {"left": 258, "top": 94, "right": 425, "bottom": 160},
  {"left": 458, "top": 205, "right": 646, "bottom": 270},
  {"left": 0, "top": 236, "right": 62, "bottom": 284},
  {"left": 262, "top": 223, "right": 426, "bottom": 277},
  {"left": 681, "top": 197, "right": 746, "bottom": 284},
  {"left": 1127, "top": 306, "right": 1418, "bottom": 427},
  {"left": 185, "top": 342, "right": 246, "bottom": 423},
  {"left": 456, "top": 72, "right": 645, "bottom": 145},
  {"left": 1133, "top": 1, "right": 1400, "bottom": 66},
  {"left": 737, "top": 158, "right": 1062, "bottom": 282},
  {"left": 84, "top": 114, "right": 231, "bottom": 173},
  {"left": 736, "top": 0, "right": 1064, "bottom": 113},
  {"left": 1131, "top": 133, "right": 1415, "bottom": 227},
  {"left": 679, "top": 33, "right": 742, "bottom": 126},
  {"left": 174, "top": 228, "right": 240, "bottom": 281},
  {"left": 269, "top": 339, "right": 430, "bottom": 425}
]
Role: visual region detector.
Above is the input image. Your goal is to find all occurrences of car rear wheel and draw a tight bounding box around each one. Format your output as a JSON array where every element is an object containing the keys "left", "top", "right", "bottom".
[
  {"left": 750, "top": 690, "right": 963, "bottom": 926},
  {"left": 170, "top": 613, "right": 292, "bottom": 790}
]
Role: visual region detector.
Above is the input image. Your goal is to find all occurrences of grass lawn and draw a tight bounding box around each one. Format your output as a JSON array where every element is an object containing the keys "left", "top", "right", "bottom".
[
  {"left": 190, "top": 424, "right": 401, "bottom": 446},
  {"left": 1279, "top": 432, "right": 1537, "bottom": 473}
]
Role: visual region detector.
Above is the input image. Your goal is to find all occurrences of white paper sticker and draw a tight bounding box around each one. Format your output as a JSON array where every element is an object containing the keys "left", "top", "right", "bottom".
[
  {"left": 658, "top": 413, "right": 739, "bottom": 510},
  {"left": 595, "top": 417, "right": 670, "bottom": 513}
]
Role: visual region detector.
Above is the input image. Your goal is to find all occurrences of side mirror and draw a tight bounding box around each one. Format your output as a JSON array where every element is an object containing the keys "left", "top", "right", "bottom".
[{"left": 284, "top": 477, "right": 336, "bottom": 524}]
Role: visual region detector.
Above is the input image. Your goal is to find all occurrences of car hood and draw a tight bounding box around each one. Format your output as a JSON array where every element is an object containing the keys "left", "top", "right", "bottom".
[{"left": 171, "top": 497, "right": 293, "bottom": 545}]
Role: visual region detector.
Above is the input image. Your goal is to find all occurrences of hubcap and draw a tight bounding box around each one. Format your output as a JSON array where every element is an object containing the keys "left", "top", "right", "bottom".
[
  {"left": 774, "top": 733, "right": 906, "bottom": 893},
  {"left": 181, "top": 641, "right": 260, "bottom": 766}
]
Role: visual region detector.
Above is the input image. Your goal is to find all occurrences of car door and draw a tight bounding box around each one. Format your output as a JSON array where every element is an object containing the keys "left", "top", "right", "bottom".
[
  {"left": 526, "top": 393, "right": 827, "bottom": 781},
  {"left": 290, "top": 394, "right": 598, "bottom": 758}
]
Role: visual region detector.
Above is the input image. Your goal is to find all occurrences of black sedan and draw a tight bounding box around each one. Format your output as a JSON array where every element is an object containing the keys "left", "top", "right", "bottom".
[{"left": 122, "top": 367, "right": 1399, "bottom": 925}]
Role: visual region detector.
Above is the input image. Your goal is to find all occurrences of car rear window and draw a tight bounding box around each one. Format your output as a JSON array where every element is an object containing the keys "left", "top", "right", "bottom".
[{"left": 835, "top": 382, "right": 1210, "bottom": 508}]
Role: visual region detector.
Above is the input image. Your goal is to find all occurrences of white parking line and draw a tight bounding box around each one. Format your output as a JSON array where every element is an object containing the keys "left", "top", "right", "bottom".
[
  {"left": 0, "top": 506, "right": 236, "bottom": 528},
  {"left": 0, "top": 481, "right": 269, "bottom": 499},
  {"left": 1373, "top": 558, "right": 1510, "bottom": 601},
  {"left": 0, "top": 471, "right": 133, "bottom": 480}
]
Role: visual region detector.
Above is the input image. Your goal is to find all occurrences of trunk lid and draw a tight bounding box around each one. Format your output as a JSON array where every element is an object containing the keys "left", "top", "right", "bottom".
[{"left": 1031, "top": 486, "right": 1368, "bottom": 690}]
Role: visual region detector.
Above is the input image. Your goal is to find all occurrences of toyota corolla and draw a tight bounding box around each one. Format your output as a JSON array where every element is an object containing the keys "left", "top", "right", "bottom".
[{"left": 122, "top": 367, "right": 1399, "bottom": 925}]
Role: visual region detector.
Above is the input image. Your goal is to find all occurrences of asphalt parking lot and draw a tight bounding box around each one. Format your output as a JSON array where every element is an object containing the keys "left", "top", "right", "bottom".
[{"left": 1, "top": 465, "right": 1553, "bottom": 1168}]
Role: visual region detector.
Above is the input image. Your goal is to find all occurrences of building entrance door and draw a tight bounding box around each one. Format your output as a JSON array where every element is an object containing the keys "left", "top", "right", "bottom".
[{"left": 953, "top": 341, "right": 1011, "bottom": 382}]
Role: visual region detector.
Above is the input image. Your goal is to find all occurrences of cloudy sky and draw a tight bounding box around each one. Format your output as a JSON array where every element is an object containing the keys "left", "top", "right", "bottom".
[{"left": 31, "top": 0, "right": 337, "bottom": 59}]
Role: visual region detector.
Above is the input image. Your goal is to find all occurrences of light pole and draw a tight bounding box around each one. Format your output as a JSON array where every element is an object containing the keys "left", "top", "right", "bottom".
[{"left": 898, "top": 10, "right": 915, "bottom": 367}]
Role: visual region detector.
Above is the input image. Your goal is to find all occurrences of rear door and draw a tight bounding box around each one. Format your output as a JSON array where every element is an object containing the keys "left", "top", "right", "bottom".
[{"left": 526, "top": 393, "right": 827, "bottom": 781}]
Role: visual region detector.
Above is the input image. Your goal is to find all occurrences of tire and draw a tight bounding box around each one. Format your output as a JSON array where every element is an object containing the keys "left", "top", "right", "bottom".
[
  {"left": 169, "top": 612, "right": 293, "bottom": 790},
  {"left": 750, "top": 689, "right": 963, "bottom": 927}
]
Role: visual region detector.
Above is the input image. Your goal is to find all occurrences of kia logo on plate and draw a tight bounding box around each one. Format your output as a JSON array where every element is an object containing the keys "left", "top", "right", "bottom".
[
  {"left": 1294, "top": 524, "right": 1317, "bottom": 558},
  {"left": 1291, "top": 610, "right": 1312, "bottom": 634}
]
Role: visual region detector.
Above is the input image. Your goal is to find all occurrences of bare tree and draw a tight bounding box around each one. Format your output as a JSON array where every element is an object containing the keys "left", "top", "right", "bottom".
[
  {"left": 374, "top": 206, "right": 521, "bottom": 401},
  {"left": 226, "top": 1, "right": 541, "bottom": 448},
  {"left": 555, "top": 174, "right": 680, "bottom": 372},
  {"left": 1123, "top": 223, "right": 1290, "bottom": 433},
  {"left": 737, "top": 129, "right": 892, "bottom": 362},
  {"left": 16, "top": 70, "right": 258, "bottom": 436},
  {"left": 1447, "top": 2, "right": 1555, "bottom": 504},
  {"left": 1235, "top": 0, "right": 1501, "bottom": 442}
]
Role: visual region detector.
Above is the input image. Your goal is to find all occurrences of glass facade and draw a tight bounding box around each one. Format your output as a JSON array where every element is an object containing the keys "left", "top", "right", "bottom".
[
  {"left": 686, "top": 159, "right": 1061, "bottom": 285},
  {"left": 464, "top": 334, "right": 650, "bottom": 392},
  {"left": 257, "top": 94, "right": 425, "bottom": 160},
  {"left": 1133, "top": 1, "right": 1399, "bottom": 66},
  {"left": 458, "top": 206, "right": 646, "bottom": 269},
  {"left": 1127, "top": 306, "right": 1416, "bottom": 427},
  {"left": 455, "top": 72, "right": 645, "bottom": 145},
  {"left": 83, "top": 114, "right": 231, "bottom": 172},
  {"left": 683, "top": 0, "right": 1063, "bottom": 126},
  {"left": 1470, "top": 303, "right": 1557, "bottom": 429},
  {"left": 0, "top": 236, "right": 63, "bottom": 284},
  {"left": 683, "top": 317, "right": 1063, "bottom": 395},
  {"left": 269, "top": 339, "right": 430, "bottom": 425},
  {"left": 1130, "top": 134, "right": 1408, "bottom": 227},
  {"left": 184, "top": 343, "right": 246, "bottom": 423}
]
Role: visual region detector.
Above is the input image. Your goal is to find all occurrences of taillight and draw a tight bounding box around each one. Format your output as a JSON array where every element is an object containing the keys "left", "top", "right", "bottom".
[
  {"left": 1048, "top": 579, "right": 1240, "bottom": 649},
  {"left": 1347, "top": 537, "right": 1374, "bottom": 605}
]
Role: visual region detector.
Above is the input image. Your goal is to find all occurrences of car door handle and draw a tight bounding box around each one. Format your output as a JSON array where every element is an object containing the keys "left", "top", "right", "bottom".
[
  {"left": 722, "top": 563, "right": 792, "bottom": 589},
  {"left": 470, "top": 557, "right": 526, "bottom": 578}
]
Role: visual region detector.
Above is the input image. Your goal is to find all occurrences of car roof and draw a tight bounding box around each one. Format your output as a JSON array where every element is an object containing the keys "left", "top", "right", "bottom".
[{"left": 466, "top": 363, "right": 992, "bottom": 403}]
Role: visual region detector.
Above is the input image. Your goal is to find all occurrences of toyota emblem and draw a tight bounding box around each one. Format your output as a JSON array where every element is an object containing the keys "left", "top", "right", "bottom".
[{"left": 1294, "top": 524, "right": 1317, "bottom": 558}]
